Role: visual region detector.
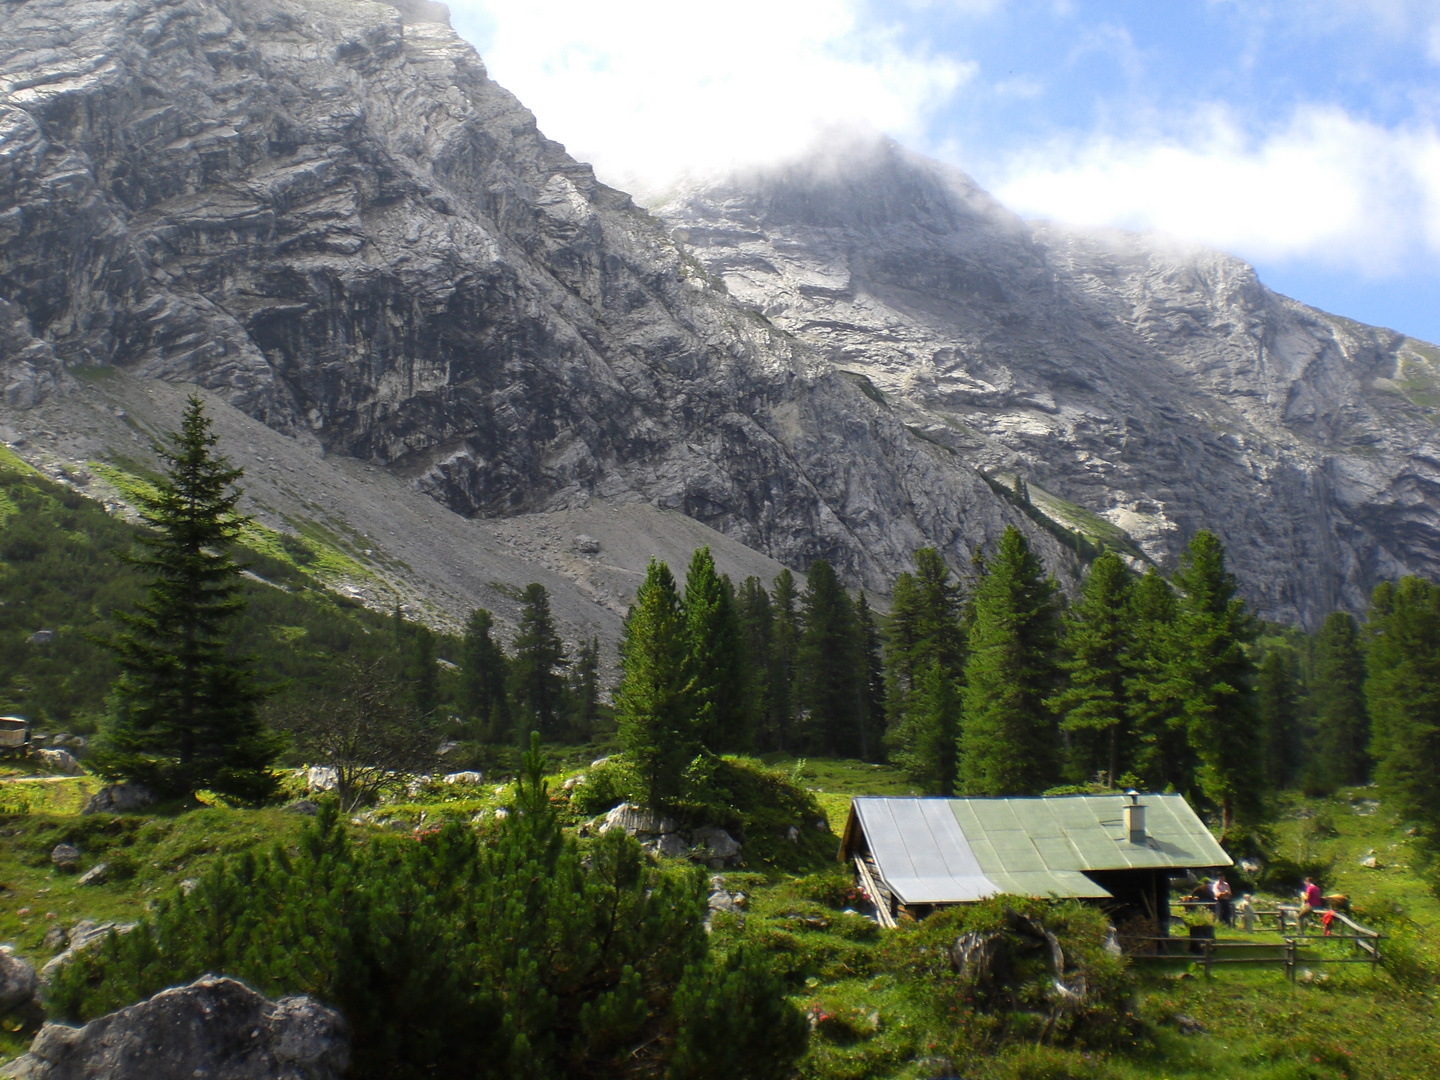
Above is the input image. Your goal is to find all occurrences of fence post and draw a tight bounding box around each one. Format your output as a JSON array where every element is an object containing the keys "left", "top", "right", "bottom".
[
  {"left": 1284, "top": 938, "right": 1296, "bottom": 983},
  {"left": 1203, "top": 940, "right": 1211, "bottom": 979}
]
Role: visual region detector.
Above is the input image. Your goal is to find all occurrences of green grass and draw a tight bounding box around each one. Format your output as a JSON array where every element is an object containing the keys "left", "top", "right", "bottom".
[{"left": 2, "top": 764, "right": 1437, "bottom": 1079}]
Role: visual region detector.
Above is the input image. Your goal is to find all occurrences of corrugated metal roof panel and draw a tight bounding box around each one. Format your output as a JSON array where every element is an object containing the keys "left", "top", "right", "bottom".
[
  {"left": 852, "top": 798, "right": 1000, "bottom": 905},
  {"left": 984, "top": 869, "right": 1112, "bottom": 899}
]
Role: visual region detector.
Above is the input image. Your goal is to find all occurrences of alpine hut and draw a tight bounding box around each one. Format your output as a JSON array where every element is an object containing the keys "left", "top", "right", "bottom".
[{"left": 840, "top": 792, "right": 1230, "bottom": 930}]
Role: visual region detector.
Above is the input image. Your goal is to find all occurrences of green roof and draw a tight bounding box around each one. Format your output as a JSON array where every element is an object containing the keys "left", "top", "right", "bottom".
[{"left": 846, "top": 794, "right": 1230, "bottom": 906}]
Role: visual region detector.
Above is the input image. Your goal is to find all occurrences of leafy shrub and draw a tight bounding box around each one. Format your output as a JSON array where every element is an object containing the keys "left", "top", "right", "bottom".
[{"left": 571, "top": 756, "right": 638, "bottom": 816}]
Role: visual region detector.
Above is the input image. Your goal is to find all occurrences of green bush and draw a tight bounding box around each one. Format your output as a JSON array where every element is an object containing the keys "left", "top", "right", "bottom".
[
  {"left": 47, "top": 743, "right": 807, "bottom": 1080},
  {"left": 571, "top": 756, "right": 638, "bottom": 816}
]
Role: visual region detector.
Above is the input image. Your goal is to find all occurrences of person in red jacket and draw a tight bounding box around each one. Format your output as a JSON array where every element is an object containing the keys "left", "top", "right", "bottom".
[{"left": 1300, "top": 877, "right": 1323, "bottom": 932}]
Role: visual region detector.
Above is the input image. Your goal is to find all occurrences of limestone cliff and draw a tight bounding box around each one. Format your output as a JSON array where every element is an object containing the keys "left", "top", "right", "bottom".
[{"left": 658, "top": 137, "right": 1440, "bottom": 626}]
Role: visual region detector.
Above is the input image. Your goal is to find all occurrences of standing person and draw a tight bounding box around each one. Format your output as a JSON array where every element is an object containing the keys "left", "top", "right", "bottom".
[
  {"left": 1299, "top": 876, "right": 1323, "bottom": 932},
  {"left": 1213, "top": 872, "right": 1234, "bottom": 928}
]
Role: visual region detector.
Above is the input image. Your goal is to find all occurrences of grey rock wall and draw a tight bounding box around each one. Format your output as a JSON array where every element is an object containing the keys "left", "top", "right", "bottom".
[
  {"left": 657, "top": 137, "right": 1440, "bottom": 625},
  {"left": 0, "top": 0, "right": 1063, "bottom": 594}
]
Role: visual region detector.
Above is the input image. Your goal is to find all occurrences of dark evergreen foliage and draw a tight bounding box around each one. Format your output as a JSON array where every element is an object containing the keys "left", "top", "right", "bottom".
[
  {"left": 794, "top": 560, "right": 865, "bottom": 757},
  {"left": 855, "top": 593, "right": 887, "bottom": 761},
  {"left": 683, "top": 548, "right": 751, "bottom": 751},
  {"left": 1310, "top": 611, "right": 1371, "bottom": 788},
  {"left": 509, "top": 583, "right": 568, "bottom": 741},
  {"left": 405, "top": 624, "right": 439, "bottom": 720},
  {"left": 567, "top": 635, "right": 604, "bottom": 739},
  {"left": 460, "top": 608, "right": 511, "bottom": 742},
  {"left": 95, "top": 397, "right": 280, "bottom": 804},
  {"left": 49, "top": 741, "right": 806, "bottom": 1080},
  {"left": 959, "top": 527, "right": 1064, "bottom": 795},
  {"left": 1257, "top": 645, "right": 1305, "bottom": 791},
  {"left": 1124, "top": 568, "right": 1193, "bottom": 793},
  {"left": 736, "top": 576, "right": 776, "bottom": 747},
  {"left": 1366, "top": 578, "right": 1440, "bottom": 864},
  {"left": 615, "top": 559, "right": 698, "bottom": 807},
  {"left": 767, "top": 569, "right": 800, "bottom": 752},
  {"left": 1048, "top": 552, "right": 1133, "bottom": 787}
]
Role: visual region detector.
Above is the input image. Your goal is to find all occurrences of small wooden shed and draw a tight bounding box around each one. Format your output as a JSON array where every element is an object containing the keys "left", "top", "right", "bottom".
[{"left": 840, "top": 793, "right": 1231, "bottom": 928}]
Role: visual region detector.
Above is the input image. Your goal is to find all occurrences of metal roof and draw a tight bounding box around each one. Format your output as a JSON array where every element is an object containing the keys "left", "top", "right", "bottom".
[{"left": 846, "top": 794, "right": 1231, "bottom": 906}]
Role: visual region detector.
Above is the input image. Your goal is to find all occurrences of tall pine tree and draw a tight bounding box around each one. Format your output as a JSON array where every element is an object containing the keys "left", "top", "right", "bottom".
[
  {"left": 460, "top": 608, "right": 511, "bottom": 743},
  {"left": 1365, "top": 578, "right": 1440, "bottom": 858},
  {"left": 855, "top": 593, "right": 887, "bottom": 761},
  {"left": 1310, "top": 611, "right": 1371, "bottom": 788},
  {"left": 1048, "top": 551, "right": 1133, "bottom": 786},
  {"left": 1161, "top": 531, "right": 1261, "bottom": 836},
  {"left": 1257, "top": 645, "right": 1304, "bottom": 790},
  {"left": 98, "top": 396, "right": 279, "bottom": 803},
  {"left": 1124, "top": 568, "right": 1192, "bottom": 793},
  {"left": 615, "top": 560, "right": 698, "bottom": 807},
  {"left": 736, "top": 577, "right": 775, "bottom": 747},
  {"left": 958, "top": 527, "right": 1063, "bottom": 796},
  {"left": 509, "top": 583, "right": 567, "bottom": 742},
  {"left": 683, "top": 547, "right": 751, "bottom": 751},
  {"left": 794, "top": 560, "right": 864, "bottom": 757},
  {"left": 767, "top": 569, "right": 801, "bottom": 752}
]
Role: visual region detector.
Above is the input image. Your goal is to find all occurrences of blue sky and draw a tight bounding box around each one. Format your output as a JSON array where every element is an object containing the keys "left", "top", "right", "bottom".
[{"left": 447, "top": 1, "right": 1440, "bottom": 343}]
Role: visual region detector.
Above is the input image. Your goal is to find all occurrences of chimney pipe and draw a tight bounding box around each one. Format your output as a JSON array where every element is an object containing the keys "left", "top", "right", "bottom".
[{"left": 1124, "top": 790, "right": 1146, "bottom": 844}]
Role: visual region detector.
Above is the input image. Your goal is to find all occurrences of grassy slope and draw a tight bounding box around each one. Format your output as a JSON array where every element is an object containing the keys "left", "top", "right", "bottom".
[{"left": 3, "top": 763, "right": 1438, "bottom": 1079}]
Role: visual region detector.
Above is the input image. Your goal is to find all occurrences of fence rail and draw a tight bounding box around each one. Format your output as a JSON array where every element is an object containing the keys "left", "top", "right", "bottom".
[{"left": 1130, "top": 920, "right": 1384, "bottom": 981}]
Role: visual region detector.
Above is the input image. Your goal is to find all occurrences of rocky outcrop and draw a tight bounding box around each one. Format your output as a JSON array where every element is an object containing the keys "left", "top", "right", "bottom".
[
  {"left": 0, "top": 948, "right": 37, "bottom": 1016},
  {"left": 598, "top": 803, "right": 743, "bottom": 867},
  {"left": 81, "top": 785, "right": 153, "bottom": 815},
  {"left": 658, "top": 137, "right": 1440, "bottom": 626},
  {"left": 0, "top": 0, "right": 1063, "bottom": 595},
  {"left": 1, "top": 975, "right": 348, "bottom": 1080}
]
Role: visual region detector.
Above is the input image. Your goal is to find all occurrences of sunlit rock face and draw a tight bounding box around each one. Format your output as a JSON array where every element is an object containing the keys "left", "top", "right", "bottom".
[
  {"left": 657, "top": 138, "right": 1440, "bottom": 626},
  {"left": 0, "top": 0, "right": 1071, "bottom": 593}
]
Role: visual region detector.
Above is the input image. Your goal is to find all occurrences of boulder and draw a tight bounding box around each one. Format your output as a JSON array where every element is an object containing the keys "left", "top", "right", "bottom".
[
  {"left": 442, "top": 771, "right": 483, "bottom": 785},
  {"left": 599, "top": 803, "right": 678, "bottom": 838},
  {"left": 49, "top": 844, "right": 79, "bottom": 872},
  {"left": 573, "top": 534, "right": 601, "bottom": 554},
  {"left": 1, "top": 975, "right": 348, "bottom": 1080},
  {"left": 75, "top": 863, "right": 108, "bottom": 887},
  {"left": 282, "top": 799, "right": 320, "bottom": 815},
  {"left": 690, "top": 826, "right": 742, "bottom": 864},
  {"left": 304, "top": 767, "right": 337, "bottom": 793},
  {"left": 0, "top": 947, "right": 37, "bottom": 1015},
  {"left": 35, "top": 750, "right": 80, "bottom": 776},
  {"left": 81, "top": 784, "right": 153, "bottom": 815}
]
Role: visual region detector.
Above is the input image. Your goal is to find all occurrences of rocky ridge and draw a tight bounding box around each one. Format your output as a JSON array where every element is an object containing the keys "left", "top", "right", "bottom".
[
  {"left": 657, "top": 137, "right": 1440, "bottom": 626},
  {"left": 0, "top": 0, "right": 1066, "bottom": 605}
]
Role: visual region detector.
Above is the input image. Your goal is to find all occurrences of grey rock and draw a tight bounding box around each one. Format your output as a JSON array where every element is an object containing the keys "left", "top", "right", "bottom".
[
  {"left": 75, "top": 862, "right": 108, "bottom": 887},
  {"left": 0, "top": 947, "right": 37, "bottom": 1015},
  {"left": 0, "top": 0, "right": 1068, "bottom": 606},
  {"left": 49, "top": 844, "right": 79, "bottom": 872},
  {"left": 1175, "top": 1013, "right": 1207, "bottom": 1034},
  {"left": 304, "top": 767, "right": 338, "bottom": 793},
  {"left": 26, "top": 631, "right": 54, "bottom": 646},
  {"left": 1, "top": 975, "right": 348, "bottom": 1080},
  {"left": 573, "top": 534, "right": 601, "bottom": 554},
  {"left": 643, "top": 833, "right": 691, "bottom": 860},
  {"left": 35, "top": 750, "right": 80, "bottom": 776},
  {"left": 600, "top": 803, "right": 679, "bottom": 838},
  {"left": 690, "top": 826, "right": 742, "bottom": 863},
  {"left": 659, "top": 136, "right": 1440, "bottom": 627},
  {"left": 40, "top": 921, "right": 136, "bottom": 984},
  {"left": 442, "top": 771, "right": 484, "bottom": 785},
  {"left": 81, "top": 784, "right": 154, "bottom": 815},
  {"left": 41, "top": 927, "right": 66, "bottom": 955},
  {"left": 282, "top": 799, "right": 320, "bottom": 815}
]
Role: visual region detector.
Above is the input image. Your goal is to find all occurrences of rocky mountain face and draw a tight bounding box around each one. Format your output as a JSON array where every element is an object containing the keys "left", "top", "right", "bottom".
[
  {"left": 0, "top": 0, "right": 1067, "bottom": 606},
  {"left": 658, "top": 139, "right": 1440, "bottom": 626}
]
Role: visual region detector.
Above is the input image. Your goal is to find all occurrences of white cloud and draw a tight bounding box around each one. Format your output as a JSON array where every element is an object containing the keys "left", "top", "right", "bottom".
[
  {"left": 992, "top": 106, "right": 1440, "bottom": 275},
  {"left": 447, "top": 0, "right": 970, "bottom": 198}
]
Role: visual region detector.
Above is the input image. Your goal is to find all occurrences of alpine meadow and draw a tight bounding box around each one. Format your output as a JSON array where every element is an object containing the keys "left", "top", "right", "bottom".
[{"left": 3, "top": 1, "right": 1440, "bottom": 1079}]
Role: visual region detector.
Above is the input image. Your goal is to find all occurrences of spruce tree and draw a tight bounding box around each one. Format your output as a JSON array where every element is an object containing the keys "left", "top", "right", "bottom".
[
  {"left": 98, "top": 396, "right": 279, "bottom": 803},
  {"left": 1365, "top": 578, "right": 1440, "bottom": 856},
  {"left": 794, "top": 559, "right": 864, "bottom": 756},
  {"left": 1163, "top": 531, "right": 1262, "bottom": 836},
  {"left": 1124, "top": 567, "right": 1192, "bottom": 792},
  {"left": 895, "top": 660, "right": 960, "bottom": 794},
  {"left": 768, "top": 569, "right": 800, "bottom": 752},
  {"left": 958, "top": 527, "right": 1063, "bottom": 795},
  {"left": 460, "top": 608, "right": 510, "bottom": 742},
  {"left": 616, "top": 559, "right": 698, "bottom": 807},
  {"left": 683, "top": 547, "right": 750, "bottom": 751},
  {"left": 406, "top": 624, "right": 439, "bottom": 720},
  {"left": 509, "top": 583, "right": 567, "bottom": 741},
  {"left": 1048, "top": 551, "right": 1133, "bottom": 786},
  {"left": 855, "top": 593, "right": 887, "bottom": 760},
  {"left": 736, "top": 577, "right": 775, "bottom": 747},
  {"left": 1310, "top": 611, "right": 1371, "bottom": 788},
  {"left": 566, "top": 636, "right": 603, "bottom": 738},
  {"left": 1257, "top": 645, "right": 1303, "bottom": 790},
  {"left": 883, "top": 571, "right": 924, "bottom": 733}
]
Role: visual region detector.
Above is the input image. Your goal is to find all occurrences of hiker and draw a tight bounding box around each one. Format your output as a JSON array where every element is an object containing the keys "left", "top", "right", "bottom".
[
  {"left": 1299, "top": 877, "right": 1323, "bottom": 932},
  {"left": 1236, "top": 893, "right": 1257, "bottom": 933},
  {"left": 1213, "top": 872, "right": 1234, "bottom": 927}
]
